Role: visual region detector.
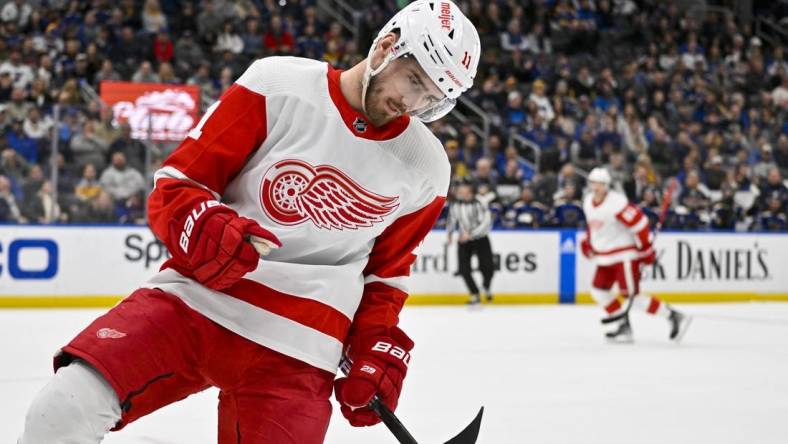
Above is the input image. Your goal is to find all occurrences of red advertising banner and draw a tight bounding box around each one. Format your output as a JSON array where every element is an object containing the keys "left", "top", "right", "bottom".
[{"left": 100, "top": 81, "right": 201, "bottom": 142}]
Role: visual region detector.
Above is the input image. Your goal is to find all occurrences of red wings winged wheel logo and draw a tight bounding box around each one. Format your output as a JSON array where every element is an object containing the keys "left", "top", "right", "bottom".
[{"left": 261, "top": 159, "right": 400, "bottom": 230}]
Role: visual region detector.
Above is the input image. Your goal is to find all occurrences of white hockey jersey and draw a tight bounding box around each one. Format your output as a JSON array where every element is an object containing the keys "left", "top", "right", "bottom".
[
  {"left": 582, "top": 190, "right": 651, "bottom": 266},
  {"left": 145, "top": 57, "right": 450, "bottom": 373}
]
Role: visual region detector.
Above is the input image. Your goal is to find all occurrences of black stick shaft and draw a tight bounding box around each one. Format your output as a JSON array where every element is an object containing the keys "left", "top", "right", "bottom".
[{"left": 369, "top": 397, "right": 419, "bottom": 444}]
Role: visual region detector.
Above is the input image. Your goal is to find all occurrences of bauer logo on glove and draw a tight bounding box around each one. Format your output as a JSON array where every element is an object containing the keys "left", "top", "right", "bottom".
[{"left": 168, "top": 200, "right": 281, "bottom": 290}]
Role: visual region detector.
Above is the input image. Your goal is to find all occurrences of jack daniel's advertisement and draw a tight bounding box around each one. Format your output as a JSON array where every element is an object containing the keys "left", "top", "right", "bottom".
[
  {"left": 577, "top": 233, "right": 787, "bottom": 295},
  {"left": 641, "top": 240, "right": 770, "bottom": 282}
]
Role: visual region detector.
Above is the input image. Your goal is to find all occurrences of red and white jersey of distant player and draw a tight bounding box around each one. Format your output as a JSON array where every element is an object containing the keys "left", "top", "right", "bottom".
[
  {"left": 146, "top": 56, "right": 450, "bottom": 373},
  {"left": 583, "top": 190, "right": 650, "bottom": 266}
]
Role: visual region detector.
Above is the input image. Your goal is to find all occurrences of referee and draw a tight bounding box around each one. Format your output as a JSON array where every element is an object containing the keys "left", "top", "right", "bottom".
[{"left": 447, "top": 181, "right": 495, "bottom": 305}]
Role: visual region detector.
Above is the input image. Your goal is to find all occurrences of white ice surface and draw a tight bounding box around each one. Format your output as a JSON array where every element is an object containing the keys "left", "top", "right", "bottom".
[{"left": 2, "top": 303, "right": 788, "bottom": 443}]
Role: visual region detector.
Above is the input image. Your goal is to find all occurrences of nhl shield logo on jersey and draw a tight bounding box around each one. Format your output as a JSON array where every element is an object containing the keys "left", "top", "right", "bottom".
[
  {"left": 352, "top": 117, "right": 368, "bottom": 133},
  {"left": 260, "top": 159, "right": 399, "bottom": 230}
]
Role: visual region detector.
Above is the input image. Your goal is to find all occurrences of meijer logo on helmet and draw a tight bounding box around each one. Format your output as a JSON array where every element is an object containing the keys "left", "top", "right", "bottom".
[{"left": 439, "top": 2, "right": 453, "bottom": 30}]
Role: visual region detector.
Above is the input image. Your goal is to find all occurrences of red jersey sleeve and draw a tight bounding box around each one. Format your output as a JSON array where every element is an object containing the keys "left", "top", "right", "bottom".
[
  {"left": 148, "top": 83, "right": 267, "bottom": 248},
  {"left": 349, "top": 197, "right": 446, "bottom": 335},
  {"left": 615, "top": 203, "right": 651, "bottom": 248}
]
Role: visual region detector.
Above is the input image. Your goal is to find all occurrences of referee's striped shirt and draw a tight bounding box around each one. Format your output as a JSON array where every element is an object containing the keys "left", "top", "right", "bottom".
[{"left": 447, "top": 197, "right": 492, "bottom": 240}]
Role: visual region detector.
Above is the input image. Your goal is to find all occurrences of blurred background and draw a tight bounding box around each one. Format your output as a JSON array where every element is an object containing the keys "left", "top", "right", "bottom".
[{"left": 0, "top": 0, "right": 784, "bottom": 231}]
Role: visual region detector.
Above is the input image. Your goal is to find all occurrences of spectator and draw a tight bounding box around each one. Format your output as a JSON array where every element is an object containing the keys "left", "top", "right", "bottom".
[
  {"left": 197, "top": 0, "right": 225, "bottom": 40},
  {"left": 523, "top": 22, "right": 552, "bottom": 55},
  {"left": 553, "top": 180, "right": 581, "bottom": 206},
  {"left": 756, "top": 167, "right": 788, "bottom": 211},
  {"left": 772, "top": 74, "right": 788, "bottom": 109},
  {"left": 214, "top": 20, "right": 244, "bottom": 55},
  {"left": 528, "top": 79, "right": 555, "bottom": 123},
  {"left": 168, "top": 1, "right": 198, "bottom": 36},
  {"left": 6, "top": 118, "right": 39, "bottom": 163},
  {"left": 71, "top": 190, "right": 117, "bottom": 223},
  {"left": 22, "top": 180, "right": 62, "bottom": 224},
  {"left": 753, "top": 143, "right": 777, "bottom": 181},
  {"left": 174, "top": 30, "right": 205, "bottom": 73},
  {"left": 555, "top": 163, "right": 585, "bottom": 203},
  {"left": 241, "top": 18, "right": 264, "bottom": 59},
  {"left": 93, "top": 107, "right": 121, "bottom": 147},
  {"left": 22, "top": 164, "right": 44, "bottom": 201},
  {"left": 604, "top": 151, "right": 628, "bottom": 190},
  {"left": 297, "top": 24, "right": 324, "bottom": 61},
  {"left": 0, "top": 146, "right": 28, "bottom": 187},
  {"left": 445, "top": 139, "right": 469, "bottom": 179},
  {"left": 678, "top": 170, "right": 711, "bottom": 215},
  {"left": 0, "top": 174, "right": 25, "bottom": 223},
  {"left": 153, "top": 31, "right": 175, "bottom": 63},
  {"left": 472, "top": 157, "right": 498, "bottom": 202},
  {"left": 109, "top": 123, "right": 152, "bottom": 174},
  {"left": 187, "top": 62, "right": 218, "bottom": 104},
  {"left": 158, "top": 62, "right": 180, "bottom": 84},
  {"left": 75, "top": 163, "right": 103, "bottom": 202},
  {"left": 624, "top": 162, "right": 652, "bottom": 203},
  {"left": 6, "top": 88, "right": 32, "bottom": 122},
  {"left": 264, "top": 15, "right": 295, "bottom": 55},
  {"left": 132, "top": 61, "right": 161, "bottom": 83},
  {"left": 114, "top": 26, "right": 146, "bottom": 66},
  {"left": 22, "top": 108, "right": 52, "bottom": 141},
  {"left": 119, "top": 191, "right": 146, "bottom": 225},
  {"left": 704, "top": 155, "right": 727, "bottom": 191},
  {"left": 49, "top": 152, "right": 79, "bottom": 199},
  {"left": 501, "top": 19, "right": 527, "bottom": 52},
  {"left": 496, "top": 158, "right": 525, "bottom": 206},
  {"left": 502, "top": 145, "right": 534, "bottom": 182},
  {"left": 94, "top": 59, "right": 122, "bottom": 85},
  {"left": 0, "top": 50, "right": 34, "bottom": 89},
  {"left": 503, "top": 186, "right": 548, "bottom": 228},
  {"left": 503, "top": 91, "right": 527, "bottom": 128},
  {"left": 100, "top": 152, "right": 145, "bottom": 202},
  {"left": 71, "top": 120, "right": 110, "bottom": 172},
  {"left": 142, "top": 0, "right": 168, "bottom": 34}
]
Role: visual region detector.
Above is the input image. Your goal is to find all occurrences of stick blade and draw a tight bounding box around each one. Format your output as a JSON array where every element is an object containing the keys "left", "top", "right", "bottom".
[{"left": 444, "top": 406, "right": 484, "bottom": 444}]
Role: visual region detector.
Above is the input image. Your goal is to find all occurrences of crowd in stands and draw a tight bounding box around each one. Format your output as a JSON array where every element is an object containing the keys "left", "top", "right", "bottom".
[{"left": 0, "top": 0, "right": 785, "bottom": 231}]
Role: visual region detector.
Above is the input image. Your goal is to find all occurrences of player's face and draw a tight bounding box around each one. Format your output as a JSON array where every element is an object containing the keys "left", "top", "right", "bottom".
[
  {"left": 589, "top": 181, "right": 607, "bottom": 199},
  {"left": 365, "top": 55, "right": 445, "bottom": 126}
]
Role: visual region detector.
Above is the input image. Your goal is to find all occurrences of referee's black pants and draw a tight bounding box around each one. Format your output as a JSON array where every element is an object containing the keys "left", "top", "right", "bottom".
[{"left": 457, "top": 236, "right": 494, "bottom": 295}]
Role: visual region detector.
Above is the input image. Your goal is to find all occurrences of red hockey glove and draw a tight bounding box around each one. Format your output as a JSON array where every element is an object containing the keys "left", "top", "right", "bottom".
[
  {"left": 580, "top": 237, "right": 593, "bottom": 258},
  {"left": 169, "top": 200, "right": 281, "bottom": 290},
  {"left": 334, "top": 326, "right": 414, "bottom": 427},
  {"left": 639, "top": 245, "right": 656, "bottom": 265}
]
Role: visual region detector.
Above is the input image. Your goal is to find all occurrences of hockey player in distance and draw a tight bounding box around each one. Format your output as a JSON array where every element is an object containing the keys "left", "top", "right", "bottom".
[
  {"left": 581, "top": 167, "right": 691, "bottom": 343},
  {"left": 20, "top": 2, "right": 480, "bottom": 443}
]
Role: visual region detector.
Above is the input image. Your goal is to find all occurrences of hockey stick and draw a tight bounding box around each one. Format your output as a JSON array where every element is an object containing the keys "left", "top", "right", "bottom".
[
  {"left": 601, "top": 178, "right": 677, "bottom": 325},
  {"left": 339, "top": 357, "right": 484, "bottom": 444}
]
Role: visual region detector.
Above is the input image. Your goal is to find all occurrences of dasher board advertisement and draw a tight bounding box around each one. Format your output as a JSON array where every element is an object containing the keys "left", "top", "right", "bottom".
[{"left": 100, "top": 81, "right": 200, "bottom": 142}]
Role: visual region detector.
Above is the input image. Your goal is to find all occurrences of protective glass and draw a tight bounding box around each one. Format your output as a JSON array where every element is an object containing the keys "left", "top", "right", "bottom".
[{"left": 389, "top": 54, "right": 456, "bottom": 122}]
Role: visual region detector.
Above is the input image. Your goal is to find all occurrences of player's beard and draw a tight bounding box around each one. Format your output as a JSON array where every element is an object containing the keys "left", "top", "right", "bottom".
[{"left": 364, "top": 75, "right": 397, "bottom": 127}]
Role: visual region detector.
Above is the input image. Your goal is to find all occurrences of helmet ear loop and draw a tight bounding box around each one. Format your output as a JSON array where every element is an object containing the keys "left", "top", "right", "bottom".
[{"left": 361, "top": 46, "right": 400, "bottom": 117}]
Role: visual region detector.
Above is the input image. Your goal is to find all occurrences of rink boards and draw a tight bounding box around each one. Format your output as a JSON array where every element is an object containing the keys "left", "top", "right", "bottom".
[{"left": 0, "top": 226, "right": 786, "bottom": 307}]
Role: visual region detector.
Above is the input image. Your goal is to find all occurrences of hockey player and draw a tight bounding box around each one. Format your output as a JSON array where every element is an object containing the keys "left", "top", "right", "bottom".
[
  {"left": 19, "top": 2, "right": 480, "bottom": 443},
  {"left": 581, "top": 167, "right": 691, "bottom": 342}
]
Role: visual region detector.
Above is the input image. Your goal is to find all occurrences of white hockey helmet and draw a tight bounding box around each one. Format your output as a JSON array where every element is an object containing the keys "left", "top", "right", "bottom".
[
  {"left": 588, "top": 167, "right": 612, "bottom": 186},
  {"left": 362, "top": 0, "right": 481, "bottom": 122}
]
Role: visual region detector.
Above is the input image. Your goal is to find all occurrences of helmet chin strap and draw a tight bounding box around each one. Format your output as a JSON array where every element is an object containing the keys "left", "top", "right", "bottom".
[{"left": 361, "top": 41, "right": 398, "bottom": 117}]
